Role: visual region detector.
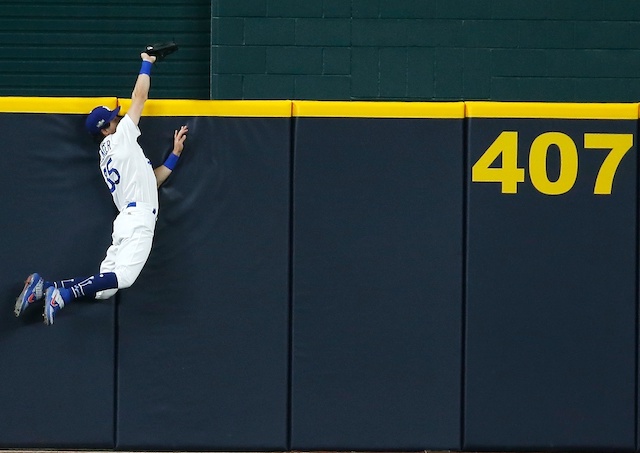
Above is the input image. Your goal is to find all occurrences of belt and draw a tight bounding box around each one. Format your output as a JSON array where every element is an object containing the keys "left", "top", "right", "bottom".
[{"left": 126, "top": 202, "right": 157, "bottom": 215}]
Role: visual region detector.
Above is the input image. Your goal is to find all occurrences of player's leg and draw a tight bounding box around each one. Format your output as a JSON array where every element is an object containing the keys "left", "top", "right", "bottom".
[
  {"left": 44, "top": 273, "right": 119, "bottom": 325},
  {"left": 95, "top": 240, "right": 119, "bottom": 300},
  {"left": 52, "top": 277, "right": 92, "bottom": 289},
  {"left": 111, "top": 214, "right": 155, "bottom": 290},
  {"left": 15, "top": 273, "right": 104, "bottom": 317},
  {"left": 43, "top": 210, "right": 155, "bottom": 325},
  {"left": 43, "top": 220, "right": 121, "bottom": 324},
  {"left": 67, "top": 213, "right": 154, "bottom": 309},
  {"left": 93, "top": 208, "right": 154, "bottom": 298}
]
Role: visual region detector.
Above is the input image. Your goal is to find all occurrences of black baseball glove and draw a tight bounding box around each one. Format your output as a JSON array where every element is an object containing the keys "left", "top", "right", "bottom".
[{"left": 144, "top": 42, "right": 179, "bottom": 62}]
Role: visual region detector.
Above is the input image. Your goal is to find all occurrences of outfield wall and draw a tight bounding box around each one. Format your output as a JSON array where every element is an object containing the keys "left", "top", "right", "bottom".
[{"left": 0, "top": 98, "right": 637, "bottom": 452}]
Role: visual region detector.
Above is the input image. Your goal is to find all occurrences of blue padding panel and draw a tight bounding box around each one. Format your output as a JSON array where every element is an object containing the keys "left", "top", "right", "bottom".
[
  {"left": 291, "top": 117, "right": 463, "bottom": 451},
  {"left": 116, "top": 116, "right": 290, "bottom": 450},
  {"left": 465, "top": 118, "right": 636, "bottom": 451},
  {"left": 0, "top": 114, "right": 116, "bottom": 448}
]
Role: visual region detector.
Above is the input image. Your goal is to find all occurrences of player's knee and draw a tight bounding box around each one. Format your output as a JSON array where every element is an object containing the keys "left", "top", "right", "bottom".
[
  {"left": 114, "top": 267, "right": 142, "bottom": 290},
  {"left": 96, "top": 288, "right": 118, "bottom": 300}
]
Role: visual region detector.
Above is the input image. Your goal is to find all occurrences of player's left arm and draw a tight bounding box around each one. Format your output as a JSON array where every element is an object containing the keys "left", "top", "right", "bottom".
[
  {"left": 127, "top": 53, "right": 156, "bottom": 126},
  {"left": 154, "top": 125, "right": 188, "bottom": 188}
]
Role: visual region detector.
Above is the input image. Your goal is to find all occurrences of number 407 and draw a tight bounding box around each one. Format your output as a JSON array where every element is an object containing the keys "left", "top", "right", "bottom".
[{"left": 471, "top": 131, "right": 633, "bottom": 195}]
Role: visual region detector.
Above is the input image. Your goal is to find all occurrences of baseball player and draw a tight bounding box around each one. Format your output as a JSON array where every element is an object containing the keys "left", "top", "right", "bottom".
[{"left": 15, "top": 50, "right": 187, "bottom": 325}]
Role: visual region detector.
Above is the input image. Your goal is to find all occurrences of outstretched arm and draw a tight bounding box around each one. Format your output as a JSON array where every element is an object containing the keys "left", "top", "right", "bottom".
[
  {"left": 127, "top": 53, "right": 156, "bottom": 126},
  {"left": 155, "top": 125, "right": 189, "bottom": 188}
]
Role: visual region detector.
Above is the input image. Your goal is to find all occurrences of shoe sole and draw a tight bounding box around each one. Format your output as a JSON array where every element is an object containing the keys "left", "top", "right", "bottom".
[
  {"left": 43, "top": 298, "right": 53, "bottom": 325},
  {"left": 43, "top": 287, "right": 60, "bottom": 326},
  {"left": 43, "top": 304, "right": 53, "bottom": 325},
  {"left": 14, "top": 274, "right": 42, "bottom": 317}
]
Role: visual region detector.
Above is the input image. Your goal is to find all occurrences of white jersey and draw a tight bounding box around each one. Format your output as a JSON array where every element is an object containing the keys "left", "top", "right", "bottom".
[{"left": 98, "top": 114, "right": 158, "bottom": 212}]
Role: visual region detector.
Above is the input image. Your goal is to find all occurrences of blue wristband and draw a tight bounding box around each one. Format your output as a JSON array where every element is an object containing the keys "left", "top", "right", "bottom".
[
  {"left": 140, "top": 60, "right": 152, "bottom": 76},
  {"left": 164, "top": 153, "right": 179, "bottom": 170}
]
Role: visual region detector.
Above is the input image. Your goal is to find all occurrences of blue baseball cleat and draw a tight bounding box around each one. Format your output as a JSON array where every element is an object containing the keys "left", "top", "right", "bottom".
[
  {"left": 43, "top": 286, "right": 65, "bottom": 326},
  {"left": 14, "top": 273, "right": 44, "bottom": 317}
]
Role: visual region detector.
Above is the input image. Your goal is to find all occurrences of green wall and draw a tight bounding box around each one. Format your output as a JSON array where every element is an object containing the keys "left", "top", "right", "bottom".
[
  {"left": 0, "top": 0, "right": 210, "bottom": 99},
  {"left": 2, "top": 0, "right": 640, "bottom": 101},
  {"left": 212, "top": 0, "right": 640, "bottom": 101}
]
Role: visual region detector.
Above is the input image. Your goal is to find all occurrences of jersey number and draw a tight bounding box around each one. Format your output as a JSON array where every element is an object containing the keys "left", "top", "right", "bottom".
[{"left": 102, "top": 158, "right": 121, "bottom": 193}]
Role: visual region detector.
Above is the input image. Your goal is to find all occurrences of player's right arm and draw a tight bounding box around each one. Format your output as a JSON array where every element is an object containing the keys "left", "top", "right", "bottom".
[
  {"left": 154, "top": 125, "right": 188, "bottom": 188},
  {"left": 127, "top": 53, "right": 156, "bottom": 126}
]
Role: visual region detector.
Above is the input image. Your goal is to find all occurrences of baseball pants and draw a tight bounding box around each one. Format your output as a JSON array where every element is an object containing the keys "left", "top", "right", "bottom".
[{"left": 95, "top": 202, "right": 157, "bottom": 299}]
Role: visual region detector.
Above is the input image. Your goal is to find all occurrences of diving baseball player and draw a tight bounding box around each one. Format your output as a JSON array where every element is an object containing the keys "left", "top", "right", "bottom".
[{"left": 15, "top": 49, "right": 187, "bottom": 325}]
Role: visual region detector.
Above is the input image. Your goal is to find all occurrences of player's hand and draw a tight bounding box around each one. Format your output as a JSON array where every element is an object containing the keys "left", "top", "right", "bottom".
[
  {"left": 172, "top": 125, "right": 188, "bottom": 156},
  {"left": 141, "top": 52, "right": 157, "bottom": 64}
]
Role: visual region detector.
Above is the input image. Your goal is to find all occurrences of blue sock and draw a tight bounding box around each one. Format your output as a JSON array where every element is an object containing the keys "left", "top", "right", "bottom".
[
  {"left": 48, "top": 277, "right": 90, "bottom": 290},
  {"left": 58, "top": 272, "right": 118, "bottom": 304}
]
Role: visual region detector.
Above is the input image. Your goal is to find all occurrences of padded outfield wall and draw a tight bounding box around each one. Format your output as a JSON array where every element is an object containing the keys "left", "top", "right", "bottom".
[{"left": 0, "top": 98, "right": 638, "bottom": 452}]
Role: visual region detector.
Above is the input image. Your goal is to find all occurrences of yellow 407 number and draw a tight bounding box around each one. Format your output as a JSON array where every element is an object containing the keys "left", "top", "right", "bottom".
[{"left": 472, "top": 131, "right": 633, "bottom": 195}]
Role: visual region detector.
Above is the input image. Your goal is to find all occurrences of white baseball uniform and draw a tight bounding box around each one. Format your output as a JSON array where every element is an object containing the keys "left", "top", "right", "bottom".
[{"left": 95, "top": 114, "right": 158, "bottom": 299}]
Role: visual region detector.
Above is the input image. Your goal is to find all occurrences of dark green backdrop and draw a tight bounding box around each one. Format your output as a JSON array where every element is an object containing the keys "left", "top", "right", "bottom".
[{"left": 3, "top": 0, "right": 640, "bottom": 101}]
